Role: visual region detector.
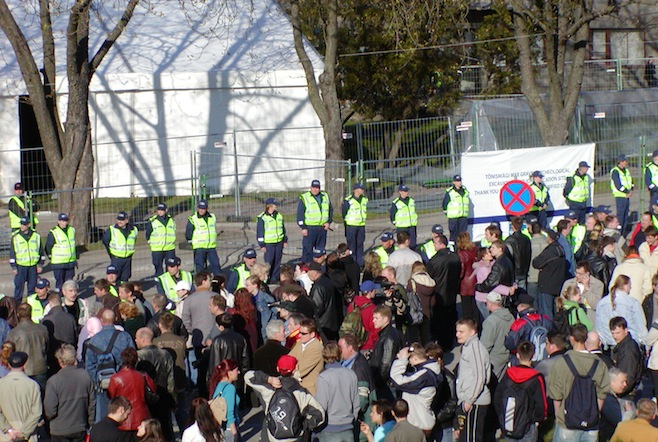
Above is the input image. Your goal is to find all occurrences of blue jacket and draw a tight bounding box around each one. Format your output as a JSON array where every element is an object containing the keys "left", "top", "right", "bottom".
[
  {"left": 254, "top": 290, "right": 275, "bottom": 343},
  {"left": 84, "top": 325, "right": 135, "bottom": 381}
]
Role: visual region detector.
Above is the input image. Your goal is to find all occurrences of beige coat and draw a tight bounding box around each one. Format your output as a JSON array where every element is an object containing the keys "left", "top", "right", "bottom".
[
  {"left": 609, "top": 257, "right": 653, "bottom": 303},
  {"left": 0, "top": 372, "right": 41, "bottom": 441},
  {"left": 288, "top": 337, "right": 324, "bottom": 395},
  {"left": 639, "top": 243, "right": 658, "bottom": 279}
]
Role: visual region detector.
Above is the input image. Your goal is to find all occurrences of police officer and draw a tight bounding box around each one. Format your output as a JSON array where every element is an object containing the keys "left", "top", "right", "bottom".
[
  {"left": 102, "top": 211, "right": 138, "bottom": 283},
  {"left": 390, "top": 184, "right": 418, "bottom": 248},
  {"left": 106, "top": 265, "right": 120, "bottom": 297},
  {"left": 185, "top": 199, "right": 221, "bottom": 275},
  {"left": 610, "top": 154, "right": 634, "bottom": 234},
  {"left": 342, "top": 183, "right": 368, "bottom": 267},
  {"left": 565, "top": 210, "right": 587, "bottom": 259},
  {"left": 257, "top": 198, "right": 287, "bottom": 282},
  {"left": 7, "top": 182, "right": 38, "bottom": 231},
  {"left": 528, "top": 171, "right": 550, "bottom": 229},
  {"left": 297, "top": 180, "right": 333, "bottom": 263},
  {"left": 26, "top": 278, "right": 51, "bottom": 323},
  {"left": 418, "top": 224, "right": 444, "bottom": 263},
  {"left": 645, "top": 150, "right": 658, "bottom": 207},
  {"left": 226, "top": 248, "right": 257, "bottom": 294},
  {"left": 45, "top": 213, "right": 76, "bottom": 291},
  {"left": 442, "top": 175, "right": 470, "bottom": 241},
  {"left": 10, "top": 217, "right": 45, "bottom": 301},
  {"left": 156, "top": 256, "right": 193, "bottom": 303},
  {"left": 372, "top": 232, "right": 396, "bottom": 267},
  {"left": 146, "top": 202, "right": 177, "bottom": 276},
  {"left": 563, "top": 161, "right": 592, "bottom": 224}
]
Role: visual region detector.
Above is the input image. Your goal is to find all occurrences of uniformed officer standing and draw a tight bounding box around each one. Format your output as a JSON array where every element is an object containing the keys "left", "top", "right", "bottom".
[
  {"left": 7, "top": 182, "right": 39, "bottom": 231},
  {"left": 226, "top": 248, "right": 257, "bottom": 294},
  {"left": 645, "top": 150, "right": 658, "bottom": 208},
  {"left": 610, "top": 154, "right": 634, "bottom": 233},
  {"left": 146, "top": 202, "right": 177, "bottom": 276},
  {"left": 102, "top": 211, "right": 138, "bottom": 283},
  {"left": 156, "top": 256, "right": 193, "bottom": 303},
  {"left": 342, "top": 183, "right": 368, "bottom": 267},
  {"left": 106, "top": 265, "right": 120, "bottom": 297},
  {"left": 372, "top": 232, "right": 397, "bottom": 267},
  {"left": 185, "top": 199, "right": 221, "bottom": 275},
  {"left": 418, "top": 224, "right": 444, "bottom": 263},
  {"left": 565, "top": 211, "right": 587, "bottom": 259},
  {"left": 10, "top": 217, "right": 45, "bottom": 301},
  {"left": 442, "top": 175, "right": 470, "bottom": 241},
  {"left": 297, "top": 180, "right": 333, "bottom": 263},
  {"left": 26, "top": 277, "right": 51, "bottom": 323},
  {"left": 563, "top": 161, "right": 592, "bottom": 225},
  {"left": 390, "top": 184, "right": 418, "bottom": 248},
  {"left": 528, "top": 171, "right": 550, "bottom": 229},
  {"left": 45, "top": 213, "right": 77, "bottom": 291},
  {"left": 257, "top": 198, "right": 287, "bottom": 282}
]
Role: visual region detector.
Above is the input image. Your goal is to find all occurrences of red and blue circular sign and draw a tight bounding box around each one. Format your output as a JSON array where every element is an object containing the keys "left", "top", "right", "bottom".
[{"left": 499, "top": 180, "right": 534, "bottom": 216}]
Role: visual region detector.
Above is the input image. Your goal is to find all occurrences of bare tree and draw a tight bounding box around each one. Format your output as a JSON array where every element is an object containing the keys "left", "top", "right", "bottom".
[
  {"left": 0, "top": 0, "right": 139, "bottom": 243},
  {"left": 509, "top": 0, "right": 619, "bottom": 146}
]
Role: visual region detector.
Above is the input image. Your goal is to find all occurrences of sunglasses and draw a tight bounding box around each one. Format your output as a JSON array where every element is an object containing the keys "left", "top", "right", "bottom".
[{"left": 300, "top": 331, "right": 311, "bottom": 335}]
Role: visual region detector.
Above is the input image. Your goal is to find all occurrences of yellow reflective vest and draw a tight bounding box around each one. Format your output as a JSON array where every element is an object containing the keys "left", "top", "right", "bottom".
[
  {"left": 258, "top": 211, "right": 285, "bottom": 244},
  {"left": 610, "top": 167, "right": 633, "bottom": 198},
  {"left": 392, "top": 198, "right": 418, "bottom": 227},
  {"left": 188, "top": 213, "right": 217, "bottom": 249},
  {"left": 12, "top": 230, "right": 41, "bottom": 267},
  {"left": 445, "top": 187, "right": 470, "bottom": 218},
  {"left": 26, "top": 294, "right": 47, "bottom": 323},
  {"left": 49, "top": 226, "right": 76, "bottom": 265},
  {"left": 566, "top": 174, "right": 589, "bottom": 203},
  {"left": 108, "top": 225, "right": 138, "bottom": 258},
  {"left": 8, "top": 196, "right": 39, "bottom": 229},
  {"left": 343, "top": 195, "right": 368, "bottom": 227},
  {"left": 148, "top": 215, "right": 176, "bottom": 252},
  {"left": 529, "top": 183, "right": 548, "bottom": 211},
  {"left": 300, "top": 192, "right": 330, "bottom": 226},
  {"left": 157, "top": 270, "right": 193, "bottom": 302}
]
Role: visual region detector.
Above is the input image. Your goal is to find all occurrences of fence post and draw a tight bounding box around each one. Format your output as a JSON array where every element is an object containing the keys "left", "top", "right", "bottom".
[
  {"left": 356, "top": 123, "right": 364, "bottom": 163},
  {"left": 190, "top": 150, "right": 196, "bottom": 207},
  {"left": 200, "top": 175, "right": 207, "bottom": 201},
  {"left": 473, "top": 102, "right": 480, "bottom": 151},
  {"left": 448, "top": 116, "right": 457, "bottom": 172},
  {"left": 640, "top": 135, "right": 646, "bottom": 212},
  {"left": 233, "top": 129, "right": 241, "bottom": 217},
  {"left": 616, "top": 59, "right": 623, "bottom": 91}
]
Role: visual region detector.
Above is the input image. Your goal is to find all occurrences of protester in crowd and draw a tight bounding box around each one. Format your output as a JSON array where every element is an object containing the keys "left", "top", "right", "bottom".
[
  {"left": 628, "top": 212, "right": 652, "bottom": 247},
  {"left": 345, "top": 280, "right": 379, "bottom": 352},
  {"left": 210, "top": 359, "right": 241, "bottom": 442},
  {"left": 505, "top": 216, "right": 532, "bottom": 289},
  {"left": 609, "top": 316, "right": 643, "bottom": 397},
  {"left": 337, "top": 333, "right": 374, "bottom": 424},
  {"left": 6, "top": 303, "right": 49, "bottom": 388},
  {"left": 480, "top": 291, "right": 514, "bottom": 380},
  {"left": 89, "top": 396, "right": 134, "bottom": 442},
  {"left": 379, "top": 266, "right": 409, "bottom": 335},
  {"left": 609, "top": 245, "right": 652, "bottom": 303},
  {"left": 336, "top": 243, "right": 361, "bottom": 291},
  {"left": 0, "top": 351, "right": 42, "bottom": 442},
  {"left": 387, "top": 231, "right": 422, "bottom": 287},
  {"left": 640, "top": 226, "right": 658, "bottom": 277},
  {"left": 181, "top": 397, "right": 222, "bottom": 442},
  {"left": 457, "top": 232, "right": 478, "bottom": 323},
  {"left": 118, "top": 302, "right": 142, "bottom": 338},
  {"left": 532, "top": 229, "right": 566, "bottom": 319},
  {"left": 363, "top": 251, "right": 383, "bottom": 282},
  {"left": 253, "top": 319, "right": 289, "bottom": 377},
  {"left": 288, "top": 317, "right": 324, "bottom": 395},
  {"left": 554, "top": 285, "right": 593, "bottom": 332},
  {"left": 369, "top": 305, "right": 402, "bottom": 402},
  {"left": 384, "top": 399, "right": 426, "bottom": 442},
  {"left": 245, "top": 275, "right": 276, "bottom": 344},
  {"left": 535, "top": 330, "right": 568, "bottom": 380},
  {"left": 596, "top": 274, "right": 647, "bottom": 348},
  {"left": 0, "top": 341, "right": 15, "bottom": 378},
  {"left": 610, "top": 398, "right": 658, "bottom": 441},
  {"left": 425, "top": 342, "right": 457, "bottom": 442},
  {"left": 206, "top": 313, "right": 250, "bottom": 398},
  {"left": 600, "top": 368, "right": 636, "bottom": 442},
  {"left": 560, "top": 261, "right": 603, "bottom": 324},
  {"left": 308, "top": 261, "right": 341, "bottom": 341},
  {"left": 232, "top": 288, "right": 259, "bottom": 354},
  {"left": 427, "top": 233, "right": 461, "bottom": 350},
  {"left": 136, "top": 419, "right": 165, "bottom": 442},
  {"left": 359, "top": 399, "right": 395, "bottom": 442},
  {"left": 527, "top": 222, "right": 548, "bottom": 305},
  {"left": 504, "top": 292, "right": 554, "bottom": 365},
  {"left": 591, "top": 236, "right": 618, "bottom": 291}
]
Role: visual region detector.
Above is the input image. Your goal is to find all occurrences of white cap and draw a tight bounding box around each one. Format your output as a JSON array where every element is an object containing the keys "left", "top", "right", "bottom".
[
  {"left": 486, "top": 292, "right": 502, "bottom": 303},
  {"left": 175, "top": 281, "right": 191, "bottom": 292}
]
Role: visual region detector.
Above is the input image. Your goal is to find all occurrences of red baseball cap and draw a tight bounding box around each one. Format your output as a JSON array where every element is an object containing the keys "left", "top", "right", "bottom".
[{"left": 277, "top": 355, "right": 298, "bottom": 374}]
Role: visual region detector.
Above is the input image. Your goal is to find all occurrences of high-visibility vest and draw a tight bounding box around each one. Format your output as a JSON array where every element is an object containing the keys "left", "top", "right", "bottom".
[
  {"left": 148, "top": 215, "right": 176, "bottom": 252},
  {"left": 392, "top": 198, "right": 418, "bottom": 227},
  {"left": 373, "top": 245, "right": 397, "bottom": 266},
  {"left": 188, "top": 213, "right": 217, "bottom": 249},
  {"left": 49, "top": 226, "right": 76, "bottom": 265},
  {"left": 610, "top": 167, "right": 633, "bottom": 198},
  {"left": 258, "top": 211, "right": 285, "bottom": 243},
  {"left": 529, "top": 183, "right": 548, "bottom": 211},
  {"left": 231, "top": 263, "right": 251, "bottom": 291},
  {"left": 445, "top": 187, "right": 470, "bottom": 218},
  {"left": 157, "top": 270, "right": 193, "bottom": 302},
  {"left": 568, "top": 225, "right": 587, "bottom": 252},
  {"left": 108, "top": 225, "right": 138, "bottom": 258},
  {"left": 419, "top": 240, "right": 437, "bottom": 261},
  {"left": 12, "top": 230, "right": 41, "bottom": 267},
  {"left": 8, "top": 196, "right": 39, "bottom": 229},
  {"left": 300, "top": 192, "right": 330, "bottom": 226},
  {"left": 567, "top": 174, "right": 589, "bottom": 203},
  {"left": 343, "top": 195, "right": 368, "bottom": 227},
  {"left": 647, "top": 162, "right": 658, "bottom": 189},
  {"left": 26, "top": 294, "right": 46, "bottom": 323},
  {"left": 109, "top": 285, "right": 119, "bottom": 297}
]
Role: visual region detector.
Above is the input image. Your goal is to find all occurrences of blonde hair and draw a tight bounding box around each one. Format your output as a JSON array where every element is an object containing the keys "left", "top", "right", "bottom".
[
  {"left": 251, "top": 263, "right": 271, "bottom": 282},
  {"left": 364, "top": 252, "right": 383, "bottom": 278},
  {"left": 610, "top": 274, "right": 631, "bottom": 311},
  {"left": 556, "top": 285, "right": 580, "bottom": 311}
]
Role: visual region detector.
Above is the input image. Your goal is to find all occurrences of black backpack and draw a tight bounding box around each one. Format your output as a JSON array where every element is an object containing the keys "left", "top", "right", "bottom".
[
  {"left": 562, "top": 354, "right": 600, "bottom": 430},
  {"left": 495, "top": 373, "right": 538, "bottom": 439},
  {"left": 553, "top": 309, "right": 571, "bottom": 337},
  {"left": 267, "top": 387, "right": 303, "bottom": 439}
]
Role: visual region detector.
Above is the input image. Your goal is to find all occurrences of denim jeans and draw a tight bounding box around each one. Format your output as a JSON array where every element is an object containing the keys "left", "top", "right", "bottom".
[
  {"left": 318, "top": 429, "right": 355, "bottom": 442},
  {"left": 537, "top": 292, "right": 555, "bottom": 320},
  {"left": 476, "top": 300, "right": 490, "bottom": 322},
  {"left": 552, "top": 424, "right": 598, "bottom": 442}
]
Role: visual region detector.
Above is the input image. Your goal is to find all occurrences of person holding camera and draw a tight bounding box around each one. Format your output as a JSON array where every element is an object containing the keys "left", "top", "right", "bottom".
[{"left": 379, "top": 267, "right": 408, "bottom": 334}]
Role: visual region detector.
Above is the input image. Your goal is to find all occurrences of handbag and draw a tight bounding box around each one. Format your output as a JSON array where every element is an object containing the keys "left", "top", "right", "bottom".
[
  {"left": 142, "top": 373, "right": 160, "bottom": 405},
  {"left": 209, "top": 384, "right": 228, "bottom": 424}
]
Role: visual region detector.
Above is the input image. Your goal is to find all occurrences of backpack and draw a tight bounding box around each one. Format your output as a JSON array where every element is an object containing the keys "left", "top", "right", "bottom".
[
  {"left": 406, "top": 280, "right": 424, "bottom": 326},
  {"left": 495, "top": 373, "right": 538, "bottom": 439},
  {"left": 562, "top": 354, "right": 600, "bottom": 430},
  {"left": 522, "top": 316, "right": 548, "bottom": 362},
  {"left": 209, "top": 384, "right": 228, "bottom": 424},
  {"left": 267, "top": 387, "right": 303, "bottom": 439},
  {"left": 553, "top": 309, "right": 571, "bottom": 337},
  {"left": 87, "top": 330, "right": 120, "bottom": 389},
  {"left": 339, "top": 301, "right": 371, "bottom": 346}
]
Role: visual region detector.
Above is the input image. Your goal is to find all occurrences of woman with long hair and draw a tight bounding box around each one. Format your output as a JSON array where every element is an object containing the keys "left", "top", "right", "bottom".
[
  {"left": 0, "top": 341, "right": 15, "bottom": 378},
  {"left": 596, "top": 274, "right": 647, "bottom": 350},
  {"left": 244, "top": 275, "right": 276, "bottom": 346},
  {"left": 555, "top": 285, "right": 593, "bottom": 332},
  {"left": 407, "top": 261, "right": 436, "bottom": 345},
  {"left": 210, "top": 359, "right": 241, "bottom": 441},
  {"left": 136, "top": 419, "right": 165, "bottom": 442},
  {"left": 182, "top": 397, "right": 222, "bottom": 442},
  {"left": 232, "top": 288, "right": 259, "bottom": 353},
  {"left": 363, "top": 251, "right": 383, "bottom": 282},
  {"left": 456, "top": 232, "right": 478, "bottom": 323}
]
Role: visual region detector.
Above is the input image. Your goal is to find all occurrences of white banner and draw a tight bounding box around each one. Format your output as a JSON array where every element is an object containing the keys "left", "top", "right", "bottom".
[{"left": 461, "top": 143, "right": 596, "bottom": 241}]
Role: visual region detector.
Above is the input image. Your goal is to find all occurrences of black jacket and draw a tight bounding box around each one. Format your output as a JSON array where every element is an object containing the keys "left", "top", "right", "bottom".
[
  {"left": 310, "top": 274, "right": 340, "bottom": 332},
  {"left": 505, "top": 231, "right": 532, "bottom": 279},
  {"left": 340, "top": 256, "right": 361, "bottom": 291},
  {"left": 611, "top": 334, "right": 643, "bottom": 396},
  {"left": 532, "top": 241, "right": 566, "bottom": 296},
  {"left": 207, "top": 328, "right": 251, "bottom": 382},
  {"left": 643, "top": 294, "right": 658, "bottom": 327},
  {"left": 427, "top": 249, "right": 461, "bottom": 306},
  {"left": 475, "top": 254, "right": 515, "bottom": 293},
  {"left": 146, "top": 310, "right": 189, "bottom": 340},
  {"left": 292, "top": 294, "right": 317, "bottom": 320},
  {"left": 369, "top": 324, "right": 403, "bottom": 389},
  {"left": 253, "top": 339, "right": 290, "bottom": 377},
  {"left": 434, "top": 367, "right": 457, "bottom": 428}
]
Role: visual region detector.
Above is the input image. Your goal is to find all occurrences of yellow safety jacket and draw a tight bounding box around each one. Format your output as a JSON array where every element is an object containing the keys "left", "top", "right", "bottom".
[
  {"left": 8, "top": 196, "right": 39, "bottom": 229},
  {"left": 12, "top": 230, "right": 41, "bottom": 267},
  {"left": 567, "top": 174, "right": 589, "bottom": 203},
  {"left": 392, "top": 198, "right": 418, "bottom": 228},
  {"left": 610, "top": 167, "right": 633, "bottom": 198},
  {"left": 108, "top": 225, "right": 138, "bottom": 258},
  {"left": 343, "top": 195, "right": 368, "bottom": 227},
  {"left": 258, "top": 212, "right": 285, "bottom": 243},
  {"left": 26, "top": 294, "right": 46, "bottom": 323},
  {"left": 445, "top": 187, "right": 470, "bottom": 218},
  {"left": 231, "top": 263, "right": 251, "bottom": 291},
  {"left": 189, "top": 213, "right": 217, "bottom": 249},
  {"left": 529, "top": 183, "right": 548, "bottom": 211},
  {"left": 373, "top": 245, "right": 397, "bottom": 266},
  {"left": 300, "top": 192, "right": 330, "bottom": 226},
  {"left": 419, "top": 240, "right": 437, "bottom": 261},
  {"left": 148, "top": 215, "right": 176, "bottom": 252},
  {"left": 49, "top": 226, "right": 76, "bottom": 265},
  {"left": 157, "top": 270, "right": 193, "bottom": 302}
]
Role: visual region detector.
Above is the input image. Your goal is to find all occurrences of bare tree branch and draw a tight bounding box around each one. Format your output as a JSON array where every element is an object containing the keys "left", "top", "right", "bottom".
[{"left": 90, "top": 0, "right": 140, "bottom": 74}]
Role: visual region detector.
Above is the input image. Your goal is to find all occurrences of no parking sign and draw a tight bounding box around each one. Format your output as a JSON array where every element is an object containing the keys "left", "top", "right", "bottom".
[{"left": 499, "top": 180, "right": 534, "bottom": 216}]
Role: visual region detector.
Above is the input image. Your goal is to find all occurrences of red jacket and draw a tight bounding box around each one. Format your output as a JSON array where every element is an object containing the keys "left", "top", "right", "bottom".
[
  {"left": 458, "top": 248, "right": 477, "bottom": 296},
  {"left": 108, "top": 367, "right": 156, "bottom": 431},
  {"left": 347, "top": 295, "right": 377, "bottom": 351}
]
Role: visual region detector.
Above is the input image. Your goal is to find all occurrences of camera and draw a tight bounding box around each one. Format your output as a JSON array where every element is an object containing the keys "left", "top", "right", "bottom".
[{"left": 267, "top": 301, "right": 282, "bottom": 308}]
